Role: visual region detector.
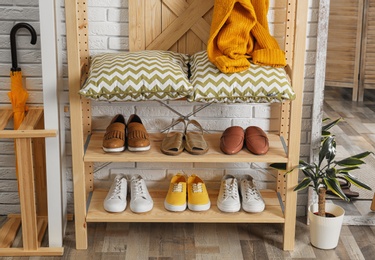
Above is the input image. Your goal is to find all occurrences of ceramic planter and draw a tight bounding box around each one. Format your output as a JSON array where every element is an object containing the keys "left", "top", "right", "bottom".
[{"left": 308, "top": 203, "right": 345, "bottom": 249}]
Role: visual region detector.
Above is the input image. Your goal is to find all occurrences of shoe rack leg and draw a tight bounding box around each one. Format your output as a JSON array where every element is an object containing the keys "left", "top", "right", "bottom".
[{"left": 16, "top": 138, "right": 38, "bottom": 250}]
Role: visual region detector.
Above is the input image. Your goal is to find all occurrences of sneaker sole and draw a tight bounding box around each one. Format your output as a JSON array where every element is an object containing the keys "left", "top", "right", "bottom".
[
  {"left": 164, "top": 201, "right": 187, "bottom": 212},
  {"left": 103, "top": 204, "right": 127, "bottom": 213},
  {"left": 242, "top": 204, "right": 265, "bottom": 213},
  {"left": 128, "top": 145, "right": 151, "bottom": 152},
  {"left": 102, "top": 146, "right": 125, "bottom": 153},
  {"left": 217, "top": 202, "right": 241, "bottom": 213},
  {"left": 188, "top": 202, "right": 211, "bottom": 211},
  {"left": 130, "top": 203, "right": 153, "bottom": 213}
]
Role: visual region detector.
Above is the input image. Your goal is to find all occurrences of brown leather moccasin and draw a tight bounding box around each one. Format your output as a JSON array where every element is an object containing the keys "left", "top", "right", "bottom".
[
  {"left": 245, "top": 126, "right": 269, "bottom": 155},
  {"left": 127, "top": 114, "right": 151, "bottom": 152},
  {"left": 102, "top": 114, "right": 126, "bottom": 153},
  {"left": 220, "top": 126, "right": 244, "bottom": 155}
]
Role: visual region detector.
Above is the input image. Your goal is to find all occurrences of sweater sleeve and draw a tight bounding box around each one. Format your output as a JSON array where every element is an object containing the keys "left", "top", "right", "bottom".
[
  {"left": 250, "top": 0, "right": 286, "bottom": 67},
  {"left": 207, "top": 0, "right": 257, "bottom": 73}
]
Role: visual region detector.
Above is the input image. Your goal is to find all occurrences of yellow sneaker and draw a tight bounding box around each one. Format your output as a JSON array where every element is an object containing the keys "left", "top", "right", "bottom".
[
  {"left": 188, "top": 174, "right": 211, "bottom": 211},
  {"left": 164, "top": 174, "right": 187, "bottom": 212}
]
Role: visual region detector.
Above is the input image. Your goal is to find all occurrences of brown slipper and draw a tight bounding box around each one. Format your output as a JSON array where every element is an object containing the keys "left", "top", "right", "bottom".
[
  {"left": 185, "top": 120, "right": 209, "bottom": 155},
  {"left": 220, "top": 126, "right": 244, "bottom": 155},
  {"left": 127, "top": 114, "right": 151, "bottom": 151},
  {"left": 327, "top": 188, "right": 359, "bottom": 198},
  {"left": 245, "top": 126, "right": 269, "bottom": 155},
  {"left": 160, "top": 119, "right": 186, "bottom": 155},
  {"left": 102, "top": 114, "right": 126, "bottom": 153}
]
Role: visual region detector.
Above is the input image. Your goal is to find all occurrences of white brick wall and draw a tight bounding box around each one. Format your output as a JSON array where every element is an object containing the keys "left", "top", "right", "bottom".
[
  {"left": 0, "top": 0, "right": 318, "bottom": 217},
  {"left": 0, "top": 0, "right": 41, "bottom": 215}
]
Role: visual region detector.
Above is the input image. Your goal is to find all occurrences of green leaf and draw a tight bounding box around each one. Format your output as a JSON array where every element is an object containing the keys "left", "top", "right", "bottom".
[
  {"left": 340, "top": 174, "right": 372, "bottom": 191},
  {"left": 335, "top": 158, "right": 365, "bottom": 167},
  {"left": 321, "top": 118, "right": 341, "bottom": 133},
  {"left": 293, "top": 178, "right": 311, "bottom": 192},
  {"left": 351, "top": 151, "right": 374, "bottom": 159},
  {"left": 336, "top": 166, "right": 360, "bottom": 172},
  {"left": 301, "top": 168, "right": 316, "bottom": 179},
  {"left": 324, "top": 178, "right": 349, "bottom": 201},
  {"left": 321, "top": 130, "right": 331, "bottom": 137},
  {"left": 326, "top": 168, "right": 337, "bottom": 178},
  {"left": 319, "top": 136, "right": 336, "bottom": 165}
]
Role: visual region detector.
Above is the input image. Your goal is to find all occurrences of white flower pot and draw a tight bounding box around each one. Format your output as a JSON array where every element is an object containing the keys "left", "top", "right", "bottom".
[{"left": 308, "top": 203, "right": 345, "bottom": 249}]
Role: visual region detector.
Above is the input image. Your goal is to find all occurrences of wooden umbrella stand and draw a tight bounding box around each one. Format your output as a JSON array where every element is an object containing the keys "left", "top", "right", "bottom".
[{"left": 0, "top": 107, "right": 64, "bottom": 256}]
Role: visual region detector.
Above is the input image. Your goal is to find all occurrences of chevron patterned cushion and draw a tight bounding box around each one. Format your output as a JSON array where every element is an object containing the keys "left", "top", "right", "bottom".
[
  {"left": 79, "top": 50, "right": 192, "bottom": 101},
  {"left": 188, "top": 51, "right": 295, "bottom": 103}
]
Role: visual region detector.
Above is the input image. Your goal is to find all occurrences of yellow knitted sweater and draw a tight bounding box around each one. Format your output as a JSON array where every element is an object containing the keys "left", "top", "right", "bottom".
[{"left": 207, "top": 0, "right": 286, "bottom": 73}]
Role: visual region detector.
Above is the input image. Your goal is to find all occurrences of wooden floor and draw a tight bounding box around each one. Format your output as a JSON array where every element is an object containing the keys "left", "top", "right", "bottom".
[
  {"left": 323, "top": 86, "right": 375, "bottom": 155},
  {"left": 2, "top": 87, "right": 375, "bottom": 259},
  {"left": 2, "top": 216, "right": 375, "bottom": 259},
  {"left": 324, "top": 86, "right": 375, "bottom": 226}
]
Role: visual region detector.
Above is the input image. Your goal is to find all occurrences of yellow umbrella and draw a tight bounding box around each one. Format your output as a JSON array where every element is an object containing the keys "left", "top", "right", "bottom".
[
  {"left": 8, "top": 71, "right": 29, "bottom": 129},
  {"left": 8, "top": 23, "right": 36, "bottom": 128},
  {"left": 8, "top": 23, "right": 37, "bottom": 185}
]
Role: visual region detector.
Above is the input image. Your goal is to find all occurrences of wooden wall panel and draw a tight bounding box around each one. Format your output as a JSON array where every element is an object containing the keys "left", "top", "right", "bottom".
[
  {"left": 325, "top": 0, "right": 363, "bottom": 101},
  {"left": 360, "top": 0, "right": 375, "bottom": 100}
]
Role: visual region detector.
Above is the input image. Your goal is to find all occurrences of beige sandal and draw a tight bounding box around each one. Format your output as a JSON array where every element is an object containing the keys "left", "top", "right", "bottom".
[
  {"left": 185, "top": 120, "right": 209, "bottom": 155},
  {"left": 160, "top": 118, "right": 186, "bottom": 155}
]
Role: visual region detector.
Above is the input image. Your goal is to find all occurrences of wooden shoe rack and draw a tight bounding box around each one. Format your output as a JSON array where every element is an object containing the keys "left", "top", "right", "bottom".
[
  {"left": 0, "top": 107, "right": 63, "bottom": 256},
  {"left": 65, "top": 0, "right": 308, "bottom": 251}
]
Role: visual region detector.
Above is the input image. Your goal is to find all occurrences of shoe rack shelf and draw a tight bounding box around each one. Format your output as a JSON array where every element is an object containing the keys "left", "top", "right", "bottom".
[
  {"left": 86, "top": 189, "right": 284, "bottom": 223},
  {"left": 84, "top": 132, "right": 286, "bottom": 224},
  {"left": 85, "top": 133, "right": 288, "bottom": 163}
]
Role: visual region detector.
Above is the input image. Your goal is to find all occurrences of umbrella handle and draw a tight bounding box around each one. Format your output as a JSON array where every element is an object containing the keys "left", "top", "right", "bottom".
[{"left": 10, "top": 23, "right": 37, "bottom": 72}]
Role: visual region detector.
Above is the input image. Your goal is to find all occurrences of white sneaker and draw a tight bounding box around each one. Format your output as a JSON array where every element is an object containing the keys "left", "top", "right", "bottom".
[
  {"left": 103, "top": 175, "right": 127, "bottom": 213},
  {"left": 129, "top": 174, "right": 154, "bottom": 213},
  {"left": 217, "top": 175, "right": 241, "bottom": 212},
  {"left": 240, "top": 175, "right": 265, "bottom": 213}
]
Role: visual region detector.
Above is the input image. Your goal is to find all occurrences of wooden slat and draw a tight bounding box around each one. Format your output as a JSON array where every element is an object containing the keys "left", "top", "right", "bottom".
[
  {"left": 162, "top": 0, "right": 178, "bottom": 52},
  {"left": 129, "top": 0, "right": 146, "bottom": 51},
  {"left": 65, "top": 0, "right": 89, "bottom": 250},
  {"left": 145, "top": 0, "right": 162, "bottom": 47},
  {"left": 87, "top": 189, "right": 284, "bottom": 223},
  {"left": 146, "top": 0, "right": 214, "bottom": 51},
  {"left": 16, "top": 138, "right": 38, "bottom": 250},
  {"left": 0, "top": 109, "right": 13, "bottom": 130},
  {"left": 282, "top": 0, "right": 308, "bottom": 251},
  {"left": 84, "top": 133, "right": 288, "bottom": 163},
  {"left": 0, "top": 217, "right": 21, "bottom": 248},
  {"left": 0, "top": 130, "right": 56, "bottom": 138},
  {"left": 18, "top": 109, "right": 43, "bottom": 131},
  {"left": 37, "top": 217, "right": 48, "bottom": 246},
  {"left": 0, "top": 247, "right": 64, "bottom": 257}
]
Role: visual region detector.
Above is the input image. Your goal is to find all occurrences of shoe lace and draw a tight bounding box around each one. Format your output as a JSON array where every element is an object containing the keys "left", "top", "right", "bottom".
[
  {"left": 223, "top": 181, "right": 238, "bottom": 199},
  {"left": 192, "top": 183, "right": 203, "bottom": 193},
  {"left": 110, "top": 178, "right": 124, "bottom": 199},
  {"left": 132, "top": 179, "right": 147, "bottom": 199},
  {"left": 173, "top": 182, "right": 183, "bottom": 193},
  {"left": 244, "top": 182, "right": 261, "bottom": 201}
]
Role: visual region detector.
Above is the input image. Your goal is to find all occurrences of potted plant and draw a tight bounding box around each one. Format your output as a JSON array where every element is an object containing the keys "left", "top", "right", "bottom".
[{"left": 272, "top": 118, "right": 374, "bottom": 249}]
